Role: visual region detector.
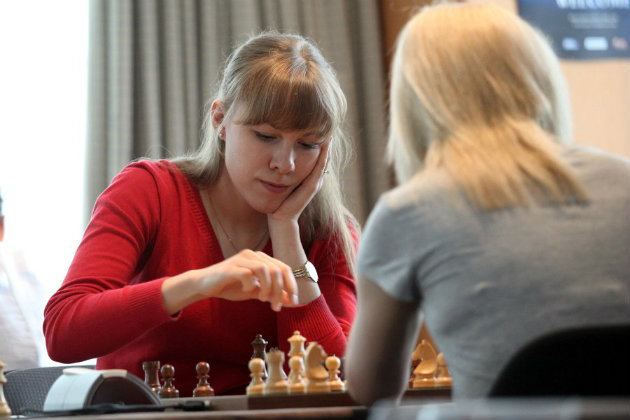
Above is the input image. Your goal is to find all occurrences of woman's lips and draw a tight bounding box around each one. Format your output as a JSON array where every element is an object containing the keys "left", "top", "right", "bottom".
[{"left": 259, "top": 180, "right": 290, "bottom": 194}]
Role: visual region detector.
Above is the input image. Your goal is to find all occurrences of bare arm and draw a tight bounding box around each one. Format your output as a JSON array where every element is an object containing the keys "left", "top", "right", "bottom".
[{"left": 345, "top": 277, "right": 421, "bottom": 406}]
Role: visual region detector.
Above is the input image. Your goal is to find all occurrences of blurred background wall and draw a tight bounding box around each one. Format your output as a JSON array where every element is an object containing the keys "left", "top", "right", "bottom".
[{"left": 381, "top": 0, "right": 630, "bottom": 158}]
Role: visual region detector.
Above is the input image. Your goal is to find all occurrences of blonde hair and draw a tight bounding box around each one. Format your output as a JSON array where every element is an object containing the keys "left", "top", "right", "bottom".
[
  {"left": 176, "top": 32, "right": 358, "bottom": 272},
  {"left": 389, "top": 2, "right": 588, "bottom": 209}
]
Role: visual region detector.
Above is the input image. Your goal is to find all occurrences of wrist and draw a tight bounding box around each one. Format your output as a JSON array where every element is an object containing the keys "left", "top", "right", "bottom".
[
  {"left": 267, "top": 217, "right": 299, "bottom": 233},
  {"left": 161, "top": 270, "right": 205, "bottom": 315}
]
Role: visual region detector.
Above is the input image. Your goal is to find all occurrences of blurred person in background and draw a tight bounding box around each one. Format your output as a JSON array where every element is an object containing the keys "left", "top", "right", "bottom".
[{"left": 0, "top": 189, "right": 46, "bottom": 369}]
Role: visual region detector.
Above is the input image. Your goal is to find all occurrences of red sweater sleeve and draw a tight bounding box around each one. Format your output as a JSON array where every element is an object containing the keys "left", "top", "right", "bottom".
[
  {"left": 275, "top": 224, "right": 359, "bottom": 358},
  {"left": 44, "top": 164, "right": 174, "bottom": 362}
]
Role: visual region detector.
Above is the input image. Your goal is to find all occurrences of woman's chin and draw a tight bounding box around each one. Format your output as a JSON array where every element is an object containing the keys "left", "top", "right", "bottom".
[{"left": 247, "top": 198, "right": 283, "bottom": 215}]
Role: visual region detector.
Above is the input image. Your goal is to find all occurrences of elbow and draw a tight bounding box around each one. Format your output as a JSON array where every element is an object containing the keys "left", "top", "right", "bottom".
[
  {"left": 345, "top": 362, "right": 404, "bottom": 407},
  {"left": 347, "top": 378, "right": 401, "bottom": 407},
  {"left": 44, "top": 312, "right": 83, "bottom": 364},
  {"left": 44, "top": 329, "right": 74, "bottom": 364}
]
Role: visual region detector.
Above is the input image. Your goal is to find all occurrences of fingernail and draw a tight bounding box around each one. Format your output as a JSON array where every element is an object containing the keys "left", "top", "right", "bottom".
[{"left": 292, "top": 293, "right": 298, "bottom": 304}]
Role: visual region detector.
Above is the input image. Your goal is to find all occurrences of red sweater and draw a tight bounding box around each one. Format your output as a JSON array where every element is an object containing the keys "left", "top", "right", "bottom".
[{"left": 44, "top": 160, "right": 357, "bottom": 396}]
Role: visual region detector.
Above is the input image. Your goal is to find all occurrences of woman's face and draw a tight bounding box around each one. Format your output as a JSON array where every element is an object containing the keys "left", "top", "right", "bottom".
[{"left": 218, "top": 104, "right": 326, "bottom": 214}]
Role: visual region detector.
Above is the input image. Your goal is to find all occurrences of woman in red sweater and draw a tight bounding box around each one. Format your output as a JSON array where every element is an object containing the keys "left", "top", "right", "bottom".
[{"left": 44, "top": 32, "right": 359, "bottom": 395}]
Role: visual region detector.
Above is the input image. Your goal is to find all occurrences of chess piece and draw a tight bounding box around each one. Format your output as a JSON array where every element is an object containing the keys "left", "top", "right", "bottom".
[
  {"left": 142, "top": 360, "right": 161, "bottom": 393},
  {"left": 288, "top": 355, "right": 306, "bottom": 394},
  {"left": 409, "top": 355, "right": 420, "bottom": 388},
  {"left": 435, "top": 353, "right": 452, "bottom": 386},
  {"left": 0, "top": 360, "right": 11, "bottom": 417},
  {"left": 325, "top": 355, "right": 345, "bottom": 392},
  {"left": 192, "top": 361, "right": 215, "bottom": 397},
  {"left": 412, "top": 340, "right": 438, "bottom": 388},
  {"left": 251, "top": 334, "right": 268, "bottom": 359},
  {"left": 246, "top": 358, "right": 265, "bottom": 396},
  {"left": 288, "top": 330, "right": 307, "bottom": 359},
  {"left": 264, "top": 348, "right": 288, "bottom": 395},
  {"left": 251, "top": 334, "right": 268, "bottom": 380},
  {"left": 158, "top": 364, "right": 180, "bottom": 398},
  {"left": 304, "top": 341, "right": 330, "bottom": 393}
]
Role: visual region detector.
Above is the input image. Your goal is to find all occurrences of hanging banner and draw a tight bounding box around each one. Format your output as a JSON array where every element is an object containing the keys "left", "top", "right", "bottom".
[{"left": 518, "top": 0, "right": 630, "bottom": 60}]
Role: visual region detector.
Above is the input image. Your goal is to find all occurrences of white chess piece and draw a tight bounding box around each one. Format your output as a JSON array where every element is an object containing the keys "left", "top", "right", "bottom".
[
  {"left": 0, "top": 360, "right": 11, "bottom": 416},
  {"left": 246, "top": 358, "right": 265, "bottom": 396},
  {"left": 288, "top": 355, "right": 306, "bottom": 394},
  {"left": 304, "top": 342, "right": 330, "bottom": 393},
  {"left": 288, "top": 331, "right": 307, "bottom": 359},
  {"left": 325, "top": 355, "right": 345, "bottom": 392},
  {"left": 435, "top": 353, "right": 452, "bottom": 386},
  {"left": 412, "top": 340, "right": 438, "bottom": 388},
  {"left": 264, "top": 349, "right": 288, "bottom": 395}
]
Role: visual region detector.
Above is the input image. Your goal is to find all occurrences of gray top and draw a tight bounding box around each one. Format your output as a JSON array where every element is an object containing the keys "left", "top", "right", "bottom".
[{"left": 357, "top": 146, "right": 630, "bottom": 398}]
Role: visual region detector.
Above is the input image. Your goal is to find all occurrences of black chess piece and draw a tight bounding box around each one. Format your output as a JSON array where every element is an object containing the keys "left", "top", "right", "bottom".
[
  {"left": 251, "top": 334, "right": 269, "bottom": 380},
  {"left": 251, "top": 334, "right": 268, "bottom": 359},
  {"left": 142, "top": 360, "right": 161, "bottom": 393},
  {"left": 192, "top": 361, "right": 215, "bottom": 397},
  {"left": 158, "top": 364, "right": 179, "bottom": 398}
]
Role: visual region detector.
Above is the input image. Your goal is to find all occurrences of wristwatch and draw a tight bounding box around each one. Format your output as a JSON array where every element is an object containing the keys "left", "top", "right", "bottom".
[{"left": 292, "top": 260, "right": 319, "bottom": 283}]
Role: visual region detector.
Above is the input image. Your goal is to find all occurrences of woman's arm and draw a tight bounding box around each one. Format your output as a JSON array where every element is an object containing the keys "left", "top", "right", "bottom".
[
  {"left": 44, "top": 165, "right": 170, "bottom": 362},
  {"left": 45, "top": 163, "right": 297, "bottom": 363},
  {"left": 346, "top": 277, "right": 421, "bottom": 406},
  {"left": 275, "top": 224, "right": 358, "bottom": 358}
]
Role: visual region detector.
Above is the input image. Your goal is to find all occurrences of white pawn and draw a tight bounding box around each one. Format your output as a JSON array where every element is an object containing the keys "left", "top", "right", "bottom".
[
  {"left": 288, "top": 355, "right": 306, "bottom": 394},
  {"left": 0, "top": 360, "right": 11, "bottom": 417},
  {"left": 264, "top": 348, "right": 288, "bottom": 395},
  {"left": 246, "top": 358, "right": 265, "bottom": 396},
  {"left": 288, "top": 330, "right": 307, "bottom": 359},
  {"left": 325, "top": 355, "right": 345, "bottom": 392},
  {"left": 435, "top": 353, "right": 452, "bottom": 386},
  {"left": 304, "top": 342, "right": 330, "bottom": 394}
]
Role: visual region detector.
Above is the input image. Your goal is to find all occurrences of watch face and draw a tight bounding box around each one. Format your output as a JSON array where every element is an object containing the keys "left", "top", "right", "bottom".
[{"left": 305, "top": 261, "right": 319, "bottom": 283}]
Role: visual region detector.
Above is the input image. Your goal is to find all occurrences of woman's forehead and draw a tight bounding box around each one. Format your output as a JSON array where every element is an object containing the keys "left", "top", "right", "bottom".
[
  {"left": 247, "top": 122, "right": 321, "bottom": 137},
  {"left": 230, "top": 101, "right": 332, "bottom": 137}
]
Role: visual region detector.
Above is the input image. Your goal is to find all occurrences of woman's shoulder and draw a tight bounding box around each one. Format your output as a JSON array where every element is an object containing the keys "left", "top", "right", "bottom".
[
  {"left": 121, "top": 159, "right": 183, "bottom": 179},
  {"left": 562, "top": 145, "right": 630, "bottom": 183},
  {"left": 111, "top": 159, "right": 192, "bottom": 190},
  {"left": 379, "top": 169, "right": 457, "bottom": 214},
  {"left": 563, "top": 145, "right": 630, "bottom": 168}
]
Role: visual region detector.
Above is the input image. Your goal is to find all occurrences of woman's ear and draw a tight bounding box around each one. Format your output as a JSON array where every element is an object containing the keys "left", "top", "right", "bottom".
[{"left": 210, "top": 100, "right": 226, "bottom": 139}]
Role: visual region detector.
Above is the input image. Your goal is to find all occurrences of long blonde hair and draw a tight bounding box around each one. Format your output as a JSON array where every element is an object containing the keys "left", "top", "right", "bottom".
[
  {"left": 176, "top": 32, "right": 358, "bottom": 272},
  {"left": 389, "top": 2, "right": 588, "bottom": 209}
]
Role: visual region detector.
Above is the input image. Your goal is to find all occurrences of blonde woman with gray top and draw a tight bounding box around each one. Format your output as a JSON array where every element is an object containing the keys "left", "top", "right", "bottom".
[{"left": 346, "top": 2, "right": 630, "bottom": 404}]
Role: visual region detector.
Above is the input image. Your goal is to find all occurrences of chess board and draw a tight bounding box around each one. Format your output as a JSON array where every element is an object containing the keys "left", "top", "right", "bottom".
[{"left": 158, "top": 387, "right": 451, "bottom": 411}]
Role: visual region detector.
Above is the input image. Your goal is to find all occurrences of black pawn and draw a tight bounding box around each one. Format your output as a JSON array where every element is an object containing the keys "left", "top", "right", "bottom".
[
  {"left": 192, "top": 361, "right": 215, "bottom": 397},
  {"left": 158, "top": 364, "right": 179, "bottom": 398}
]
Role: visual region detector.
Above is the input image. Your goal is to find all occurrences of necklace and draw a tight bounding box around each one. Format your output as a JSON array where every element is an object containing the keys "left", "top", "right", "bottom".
[{"left": 205, "top": 190, "right": 268, "bottom": 253}]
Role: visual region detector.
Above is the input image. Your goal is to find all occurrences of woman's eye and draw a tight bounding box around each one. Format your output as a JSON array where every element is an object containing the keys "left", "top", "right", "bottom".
[
  {"left": 300, "top": 142, "right": 321, "bottom": 150},
  {"left": 255, "top": 132, "right": 276, "bottom": 141}
]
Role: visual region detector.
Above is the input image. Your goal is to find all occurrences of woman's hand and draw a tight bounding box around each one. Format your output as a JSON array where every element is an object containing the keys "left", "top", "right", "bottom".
[
  {"left": 161, "top": 250, "right": 298, "bottom": 314},
  {"left": 269, "top": 141, "right": 330, "bottom": 223}
]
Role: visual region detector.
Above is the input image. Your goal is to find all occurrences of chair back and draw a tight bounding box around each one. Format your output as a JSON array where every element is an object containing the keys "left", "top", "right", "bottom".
[{"left": 489, "top": 325, "right": 630, "bottom": 397}]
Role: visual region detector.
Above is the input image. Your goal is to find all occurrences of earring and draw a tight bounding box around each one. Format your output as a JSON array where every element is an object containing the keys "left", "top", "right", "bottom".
[{"left": 219, "top": 128, "right": 226, "bottom": 139}]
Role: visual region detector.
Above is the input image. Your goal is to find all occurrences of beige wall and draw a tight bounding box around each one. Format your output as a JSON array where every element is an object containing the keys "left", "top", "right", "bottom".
[
  {"left": 489, "top": 0, "right": 630, "bottom": 157},
  {"left": 381, "top": 0, "right": 630, "bottom": 158}
]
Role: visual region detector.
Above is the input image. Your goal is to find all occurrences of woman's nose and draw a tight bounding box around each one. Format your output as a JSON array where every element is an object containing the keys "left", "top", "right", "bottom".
[{"left": 270, "top": 145, "right": 296, "bottom": 174}]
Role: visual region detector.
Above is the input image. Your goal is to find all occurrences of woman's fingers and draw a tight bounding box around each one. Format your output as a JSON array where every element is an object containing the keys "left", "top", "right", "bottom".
[
  {"left": 255, "top": 252, "right": 298, "bottom": 305},
  {"left": 229, "top": 250, "right": 296, "bottom": 310}
]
